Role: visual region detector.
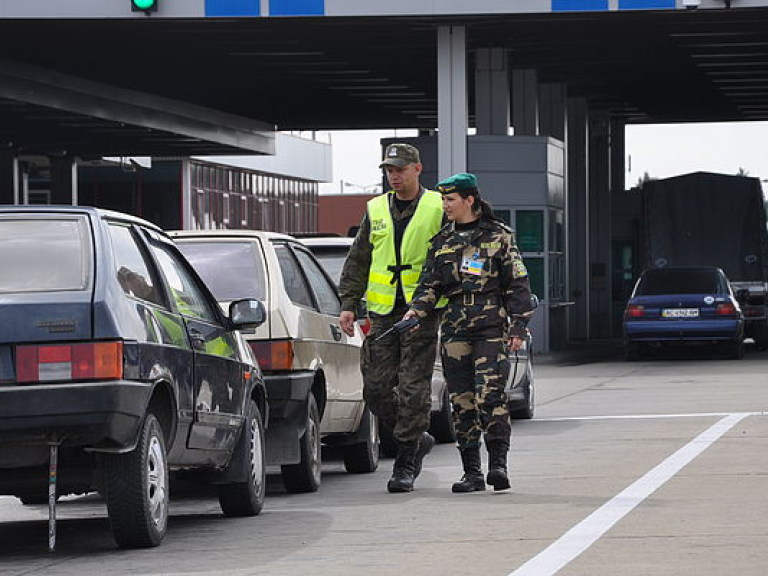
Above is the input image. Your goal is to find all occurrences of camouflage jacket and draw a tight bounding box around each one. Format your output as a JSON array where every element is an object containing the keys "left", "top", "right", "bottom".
[
  {"left": 339, "top": 186, "right": 443, "bottom": 315},
  {"left": 409, "top": 217, "right": 533, "bottom": 337}
]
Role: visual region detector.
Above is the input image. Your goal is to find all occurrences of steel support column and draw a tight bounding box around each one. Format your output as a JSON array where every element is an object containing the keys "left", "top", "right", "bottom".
[{"left": 437, "top": 25, "right": 467, "bottom": 179}]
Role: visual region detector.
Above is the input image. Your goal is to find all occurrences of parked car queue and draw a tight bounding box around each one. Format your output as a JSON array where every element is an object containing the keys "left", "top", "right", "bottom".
[{"left": 0, "top": 207, "right": 536, "bottom": 550}]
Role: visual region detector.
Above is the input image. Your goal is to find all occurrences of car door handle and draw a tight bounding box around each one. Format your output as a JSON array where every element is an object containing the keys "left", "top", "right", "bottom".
[{"left": 330, "top": 324, "right": 343, "bottom": 341}]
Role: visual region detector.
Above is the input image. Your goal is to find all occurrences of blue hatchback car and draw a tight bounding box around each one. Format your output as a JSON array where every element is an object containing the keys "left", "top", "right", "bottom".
[{"left": 623, "top": 266, "right": 745, "bottom": 359}]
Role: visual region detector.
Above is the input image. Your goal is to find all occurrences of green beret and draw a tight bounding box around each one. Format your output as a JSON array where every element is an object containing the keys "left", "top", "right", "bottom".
[{"left": 435, "top": 172, "right": 478, "bottom": 195}]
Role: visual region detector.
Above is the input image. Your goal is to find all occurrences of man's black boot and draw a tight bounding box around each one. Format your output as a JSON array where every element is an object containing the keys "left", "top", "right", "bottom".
[
  {"left": 387, "top": 441, "right": 418, "bottom": 493},
  {"left": 486, "top": 440, "right": 511, "bottom": 491},
  {"left": 451, "top": 447, "right": 485, "bottom": 493},
  {"left": 413, "top": 432, "right": 435, "bottom": 479}
]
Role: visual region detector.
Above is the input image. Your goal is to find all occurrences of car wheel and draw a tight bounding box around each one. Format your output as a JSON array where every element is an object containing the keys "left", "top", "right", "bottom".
[
  {"left": 509, "top": 364, "right": 535, "bottom": 420},
  {"left": 343, "top": 407, "right": 379, "bottom": 474},
  {"left": 729, "top": 339, "right": 745, "bottom": 360},
  {"left": 103, "top": 412, "right": 169, "bottom": 548},
  {"left": 218, "top": 400, "right": 266, "bottom": 516},
  {"left": 429, "top": 387, "right": 456, "bottom": 443},
  {"left": 281, "top": 394, "right": 321, "bottom": 493}
]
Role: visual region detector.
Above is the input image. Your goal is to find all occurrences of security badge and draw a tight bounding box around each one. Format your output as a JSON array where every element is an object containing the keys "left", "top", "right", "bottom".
[
  {"left": 461, "top": 251, "right": 484, "bottom": 276},
  {"left": 388, "top": 147, "right": 399, "bottom": 157}
]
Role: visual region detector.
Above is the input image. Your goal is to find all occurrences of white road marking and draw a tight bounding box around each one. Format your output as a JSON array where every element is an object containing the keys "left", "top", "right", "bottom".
[
  {"left": 508, "top": 412, "right": 751, "bottom": 576},
  {"left": 536, "top": 411, "right": 764, "bottom": 422}
]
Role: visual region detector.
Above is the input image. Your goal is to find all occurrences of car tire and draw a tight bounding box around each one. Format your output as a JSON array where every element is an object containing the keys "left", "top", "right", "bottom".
[
  {"left": 218, "top": 400, "right": 266, "bottom": 517},
  {"left": 509, "top": 364, "right": 535, "bottom": 420},
  {"left": 281, "top": 394, "right": 322, "bottom": 493},
  {"left": 729, "top": 339, "right": 745, "bottom": 360},
  {"left": 103, "top": 412, "right": 169, "bottom": 549},
  {"left": 429, "top": 387, "right": 456, "bottom": 443},
  {"left": 343, "top": 408, "right": 379, "bottom": 474}
]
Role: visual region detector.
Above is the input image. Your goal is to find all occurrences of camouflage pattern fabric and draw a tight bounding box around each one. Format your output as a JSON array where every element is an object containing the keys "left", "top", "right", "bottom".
[
  {"left": 409, "top": 216, "right": 534, "bottom": 449},
  {"left": 360, "top": 308, "right": 439, "bottom": 443},
  {"left": 409, "top": 217, "right": 533, "bottom": 338},
  {"left": 441, "top": 334, "right": 510, "bottom": 450}
]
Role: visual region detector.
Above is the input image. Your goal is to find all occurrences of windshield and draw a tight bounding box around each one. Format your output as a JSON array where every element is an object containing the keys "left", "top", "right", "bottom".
[
  {"left": 0, "top": 216, "right": 92, "bottom": 293},
  {"left": 176, "top": 240, "right": 267, "bottom": 302},
  {"left": 635, "top": 269, "right": 722, "bottom": 296}
]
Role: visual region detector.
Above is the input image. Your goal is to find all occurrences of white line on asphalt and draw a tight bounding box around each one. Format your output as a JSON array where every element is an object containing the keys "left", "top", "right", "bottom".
[
  {"left": 536, "top": 411, "right": 764, "bottom": 422},
  {"left": 508, "top": 412, "right": 751, "bottom": 576}
]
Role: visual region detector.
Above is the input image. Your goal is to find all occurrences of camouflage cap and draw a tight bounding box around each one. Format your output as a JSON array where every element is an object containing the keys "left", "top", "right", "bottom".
[
  {"left": 435, "top": 172, "right": 479, "bottom": 195},
  {"left": 379, "top": 143, "right": 421, "bottom": 168}
]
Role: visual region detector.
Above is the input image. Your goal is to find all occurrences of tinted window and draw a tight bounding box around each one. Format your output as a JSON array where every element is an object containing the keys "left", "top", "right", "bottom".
[
  {"left": 294, "top": 248, "right": 341, "bottom": 316},
  {"left": 109, "top": 223, "right": 164, "bottom": 307},
  {"left": 635, "top": 269, "right": 721, "bottom": 296},
  {"left": 274, "top": 243, "right": 314, "bottom": 308},
  {"left": 177, "top": 241, "right": 266, "bottom": 302},
  {"left": 0, "top": 216, "right": 91, "bottom": 293},
  {"left": 150, "top": 239, "right": 219, "bottom": 322}
]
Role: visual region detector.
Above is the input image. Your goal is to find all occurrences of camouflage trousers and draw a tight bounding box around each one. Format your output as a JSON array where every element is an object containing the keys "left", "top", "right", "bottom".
[
  {"left": 441, "top": 331, "right": 511, "bottom": 451},
  {"left": 361, "top": 308, "right": 439, "bottom": 444}
]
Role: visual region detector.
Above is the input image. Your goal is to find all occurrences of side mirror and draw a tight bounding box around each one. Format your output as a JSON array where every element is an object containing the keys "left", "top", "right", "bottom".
[
  {"left": 229, "top": 299, "right": 266, "bottom": 329},
  {"left": 530, "top": 294, "right": 540, "bottom": 309}
]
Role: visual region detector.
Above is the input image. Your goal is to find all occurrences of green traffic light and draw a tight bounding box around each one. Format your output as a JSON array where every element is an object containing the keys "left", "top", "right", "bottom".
[{"left": 132, "top": 0, "right": 157, "bottom": 11}]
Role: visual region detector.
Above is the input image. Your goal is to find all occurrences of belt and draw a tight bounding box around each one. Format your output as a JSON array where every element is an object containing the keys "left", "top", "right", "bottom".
[{"left": 451, "top": 292, "right": 501, "bottom": 306}]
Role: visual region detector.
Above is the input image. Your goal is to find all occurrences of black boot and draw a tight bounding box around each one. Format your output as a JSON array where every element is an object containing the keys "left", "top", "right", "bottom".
[
  {"left": 486, "top": 440, "right": 511, "bottom": 491},
  {"left": 387, "top": 441, "right": 418, "bottom": 493},
  {"left": 451, "top": 447, "right": 485, "bottom": 493},
  {"left": 413, "top": 432, "right": 435, "bottom": 479}
]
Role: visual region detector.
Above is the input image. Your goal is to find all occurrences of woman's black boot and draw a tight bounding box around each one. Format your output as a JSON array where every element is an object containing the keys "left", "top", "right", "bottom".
[{"left": 451, "top": 447, "right": 485, "bottom": 493}]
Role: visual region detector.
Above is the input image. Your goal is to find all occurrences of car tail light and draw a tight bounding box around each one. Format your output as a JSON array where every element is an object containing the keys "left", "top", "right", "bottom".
[
  {"left": 248, "top": 340, "right": 294, "bottom": 371},
  {"left": 16, "top": 341, "right": 124, "bottom": 383},
  {"left": 625, "top": 304, "right": 645, "bottom": 318},
  {"left": 716, "top": 302, "right": 738, "bottom": 316}
]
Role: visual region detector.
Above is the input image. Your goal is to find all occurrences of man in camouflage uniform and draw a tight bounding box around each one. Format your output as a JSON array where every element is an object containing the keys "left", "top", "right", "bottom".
[
  {"left": 338, "top": 143, "right": 445, "bottom": 493},
  {"left": 405, "top": 172, "right": 533, "bottom": 492}
]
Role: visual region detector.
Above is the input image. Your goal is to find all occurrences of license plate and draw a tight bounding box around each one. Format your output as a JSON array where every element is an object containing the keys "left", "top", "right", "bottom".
[{"left": 662, "top": 308, "right": 699, "bottom": 318}]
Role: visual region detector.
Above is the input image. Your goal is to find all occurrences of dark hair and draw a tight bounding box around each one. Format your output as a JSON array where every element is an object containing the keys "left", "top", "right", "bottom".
[{"left": 457, "top": 188, "right": 503, "bottom": 223}]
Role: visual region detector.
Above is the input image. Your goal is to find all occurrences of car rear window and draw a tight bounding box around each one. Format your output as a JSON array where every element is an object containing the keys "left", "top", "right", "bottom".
[
  {"left": 176, "top": 240, "right": 266, "bottom": 302},
  {"left": 635, "top": 269, "right": 721, "bottom": 296},
  {"left": 0, "top": 216, "right": 91, "bottom": 293}
]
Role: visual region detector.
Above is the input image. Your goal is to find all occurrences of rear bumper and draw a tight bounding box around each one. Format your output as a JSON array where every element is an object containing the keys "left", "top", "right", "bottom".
[
  {"left": 262, "top": 370, "right": 314, "bottom": 424},
  {"left": 624, "top": 319, "right": 742, "bottom": 342},
  {"left": 0, "top": 380, "right": 152, "bottom": 451}
]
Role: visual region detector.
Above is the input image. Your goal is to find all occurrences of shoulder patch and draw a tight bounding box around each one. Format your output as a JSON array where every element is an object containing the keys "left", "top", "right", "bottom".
[
  {"left": 435, "top": 247, "right": 455, "bottom": 256},
  {"left": 480, "top": 242, "right": 501, "bottom": 250}
]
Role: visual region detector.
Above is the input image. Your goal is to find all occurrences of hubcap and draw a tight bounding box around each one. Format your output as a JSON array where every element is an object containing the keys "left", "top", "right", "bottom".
[
  {"left": 146, "top": 435, "right": 168, "bottom": 529},
  {"left": 249, "top": 416, "right": 264, "bottom": 490}
]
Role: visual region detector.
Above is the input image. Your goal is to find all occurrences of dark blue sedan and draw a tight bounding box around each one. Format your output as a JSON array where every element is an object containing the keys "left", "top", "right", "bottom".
[{"left": 623, "top": 266, "right": 745, "bottom": 360}]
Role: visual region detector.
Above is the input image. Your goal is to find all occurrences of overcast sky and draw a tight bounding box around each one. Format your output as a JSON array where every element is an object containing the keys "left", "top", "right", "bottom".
[{"left": 318, "top": 122, "right": 768, "bottom": 195}]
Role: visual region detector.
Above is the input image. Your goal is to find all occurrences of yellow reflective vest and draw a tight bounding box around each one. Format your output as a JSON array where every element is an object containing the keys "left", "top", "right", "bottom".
[{"left": 366, "top": 190, "right": 444, "bottom": 314}]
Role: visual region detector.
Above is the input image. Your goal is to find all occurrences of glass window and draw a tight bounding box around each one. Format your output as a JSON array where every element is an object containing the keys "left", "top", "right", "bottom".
[
  {"left": 550, "top": 209, "right": 564, "bottom": 254},
  {"left": 274, "top": 243, "right": 314, "bottom": 309},
  {"left": 524, "top": 257, "right": 545, "bottom": 300},
  {"left": 516, "top": 210, "right": 544, "bottom": 253},
  {"left": 0, "top": 216, "right": 91, "bottom": 293},
  {"left": 636, "top": 269, "right": 720, "bottom": 296},
  {"left": 293, "top": 247, "right": 341, "bottom": 316},
  {"left": 493, "top": 209, "right": 511, "bottom": 226},
  {"left": 109, "top": 223, "right": 164, "bottom": 307},
  {"left": 149, "top": 237, "right": 218, "bottom": 322},
  {"left": 176, "top": 240, "right": 266, "bottom": 302}
]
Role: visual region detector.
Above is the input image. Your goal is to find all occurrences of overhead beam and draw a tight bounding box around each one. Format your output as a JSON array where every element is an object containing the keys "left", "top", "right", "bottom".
[{"left": 0, "top": 58, "right": 276, "bottom": 156}]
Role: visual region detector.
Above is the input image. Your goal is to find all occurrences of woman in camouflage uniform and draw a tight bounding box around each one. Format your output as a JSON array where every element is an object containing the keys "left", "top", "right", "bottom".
[{"left": 404, "top": 173, "right": 533, "bottom": 492}]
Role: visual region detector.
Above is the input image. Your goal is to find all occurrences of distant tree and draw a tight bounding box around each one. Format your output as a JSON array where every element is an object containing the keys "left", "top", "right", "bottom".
[
  {"left": 634, "top": 171, "right": 656, "bottom": 190},
  {"left": 736, "top": 167, "right": 750, "bottom": 177}
]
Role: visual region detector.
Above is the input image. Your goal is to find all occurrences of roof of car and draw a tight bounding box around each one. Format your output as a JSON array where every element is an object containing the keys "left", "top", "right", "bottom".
[
  {"left": 0, "top": 205, "right": 163, "bottom": 233},
  {"left": 168, "top": 229, "right": 297, "bottom": 242},
  {"left": 299, "top": 236, "right": 354, "bottom": 247}
]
